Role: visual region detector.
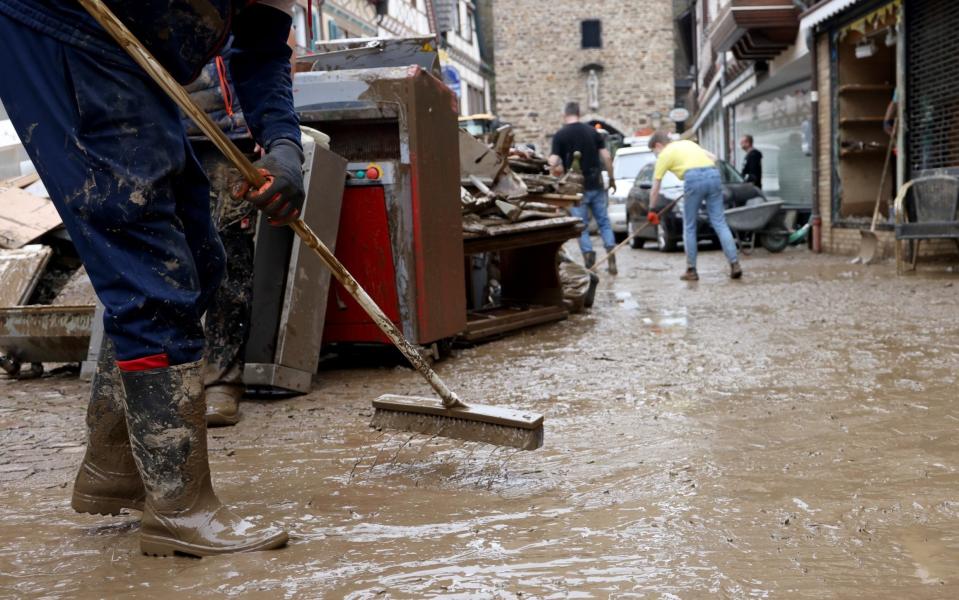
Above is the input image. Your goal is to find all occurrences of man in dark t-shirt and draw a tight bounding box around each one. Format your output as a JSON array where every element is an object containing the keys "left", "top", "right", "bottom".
[{"left": 548, "top": 102, "right": 618, "bottom": 273}]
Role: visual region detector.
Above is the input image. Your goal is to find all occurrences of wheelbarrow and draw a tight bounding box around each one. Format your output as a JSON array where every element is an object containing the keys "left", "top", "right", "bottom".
[{"left": 725, "top": 199, "right": 786, "bottom": 253}]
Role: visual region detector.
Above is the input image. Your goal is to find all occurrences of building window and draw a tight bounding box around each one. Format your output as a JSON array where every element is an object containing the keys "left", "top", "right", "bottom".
[
  {"left": 454, "top": 1, "right": 462, "bottom": 35},
  {"left": 465, "top": 7, "right": 474, "bottom": 43},
  {"left": 328, "top": 19, "right": 343, "bottom": 40},
  {"left": 581, "top": 20, "right": 602, "bottom": 49}
]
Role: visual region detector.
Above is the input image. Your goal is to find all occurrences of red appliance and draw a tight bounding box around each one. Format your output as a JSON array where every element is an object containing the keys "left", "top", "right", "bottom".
[{"left": 296, "top": 66, "right": 466, "bottom": 346}]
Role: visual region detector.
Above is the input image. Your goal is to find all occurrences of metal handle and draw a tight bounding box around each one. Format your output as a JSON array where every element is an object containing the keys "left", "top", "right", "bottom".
[{"left": 76, "top": 0, "right": 465, "bottom": 409}]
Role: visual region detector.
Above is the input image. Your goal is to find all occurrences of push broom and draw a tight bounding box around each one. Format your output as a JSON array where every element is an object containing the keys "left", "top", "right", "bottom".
[{"left": 76, "top": 0, "right": 544, "bottom": 451}]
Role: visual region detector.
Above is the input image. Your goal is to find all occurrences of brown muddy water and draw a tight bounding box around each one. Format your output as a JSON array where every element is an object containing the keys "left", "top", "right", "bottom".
[{"left": 2, "top": 247, "right": 959, "bottom": 598}]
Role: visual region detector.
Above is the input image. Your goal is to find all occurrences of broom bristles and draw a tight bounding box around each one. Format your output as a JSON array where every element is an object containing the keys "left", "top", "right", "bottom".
[{"left": 370, "top": 395, "right": 544, "bottom": 450}]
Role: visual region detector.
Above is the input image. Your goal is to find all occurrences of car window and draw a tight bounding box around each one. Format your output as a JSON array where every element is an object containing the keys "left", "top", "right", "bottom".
[
  {"left": 634, "top": 163, "right": 682, "bottom": 188},
  {"left": 635, "top": 163, "right": 655, "bottom": 185},
  {"left": 613, "top": 151, "right": 656, "bottom": 181},
  {"left": 719, "top": 160, "right": 744, "bottom": 184}
]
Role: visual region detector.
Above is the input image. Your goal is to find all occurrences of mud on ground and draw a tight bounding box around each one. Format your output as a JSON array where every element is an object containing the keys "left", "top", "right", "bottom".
[{"left": 2, "top": 246, "right": 959, "bottom": 598}]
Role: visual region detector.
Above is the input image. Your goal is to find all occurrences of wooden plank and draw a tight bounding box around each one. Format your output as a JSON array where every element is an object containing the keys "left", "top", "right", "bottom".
[
  {"left": 0, "top": 172, "right": 40, "bottom": 189},
  {"left": 463, "top": 304, "right": 568, "bottom": 341},
  {"left": 459, "top": 128, "right": 503, "bottom": 180},
  {"left": 52, "top": 267, "right": 96, "bottom": 306},
  {"left": 838, "top": 83, "right": 895, "bottom": 94},
  {"left": 0, "top": 245, "right": 53, "bottom": 307},
  {"left": 0, "top": 187, "right": 62, "bottom": 249}
]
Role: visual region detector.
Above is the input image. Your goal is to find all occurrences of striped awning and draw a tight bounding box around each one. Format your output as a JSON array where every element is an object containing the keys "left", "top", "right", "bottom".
[{"left": 799, "top": 0, "right": 865, "bottom": 31}]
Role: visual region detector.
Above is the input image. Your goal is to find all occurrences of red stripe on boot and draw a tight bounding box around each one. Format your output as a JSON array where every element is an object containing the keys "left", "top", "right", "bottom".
[{"left": 116, "top": 353, "right": 170, "bottom": 372}]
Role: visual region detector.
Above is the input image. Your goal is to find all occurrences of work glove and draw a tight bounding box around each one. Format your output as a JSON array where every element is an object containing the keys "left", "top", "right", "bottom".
[
  {"left": 646, "top": 210, "right": 660, "bottom": 226},
  {"left": 232, "top": 139, "right": 305, "bottom": 226}
]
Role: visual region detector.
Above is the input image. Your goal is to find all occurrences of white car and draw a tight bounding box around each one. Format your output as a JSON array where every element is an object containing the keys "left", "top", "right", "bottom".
[{"left": 607, "top": 146, "right": 657, "bottom": 240}]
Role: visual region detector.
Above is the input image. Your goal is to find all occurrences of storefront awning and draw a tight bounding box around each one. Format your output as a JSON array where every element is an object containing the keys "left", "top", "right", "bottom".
[{"left": 800, "top": 0, "right": 866, "bottom": 31}]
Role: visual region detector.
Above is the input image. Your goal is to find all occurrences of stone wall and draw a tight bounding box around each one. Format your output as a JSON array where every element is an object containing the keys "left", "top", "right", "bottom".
[{"left": 492, "top": 0, "right": 675, "bottom": 152}]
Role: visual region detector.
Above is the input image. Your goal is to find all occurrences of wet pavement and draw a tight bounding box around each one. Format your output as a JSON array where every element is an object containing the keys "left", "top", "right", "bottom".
[{"left": 2, "top": 245, "right": 959, "bottom": 598}]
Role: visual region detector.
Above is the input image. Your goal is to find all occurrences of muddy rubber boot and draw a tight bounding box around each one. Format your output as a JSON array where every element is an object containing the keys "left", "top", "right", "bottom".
[
  {"left": 71, "top": 339, "right": 145, "bottom": 516},
  {"left": 205, "top": 384, "right": 243, "bottom": 427},
  {"left": 605, "top": 248, "right": 618, "bottom": 275},
  {"left": 121, "top": 361, "right": 288, "bottom": 557},
  {"left": 730, "top": 261, "right": 743, "bottom": 280},
  {"left": 680, "top": 267, "right": 699, "bottom": 281},
  {"left": 583, "top": 251, "right": 596, "bottom": 270}
]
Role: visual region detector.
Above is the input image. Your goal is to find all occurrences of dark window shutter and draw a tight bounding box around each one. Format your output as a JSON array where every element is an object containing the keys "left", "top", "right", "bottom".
[
  {"left": 907, "top": 0, "right": 959, "bottom": 175},
  {"left": 582, "top": 20, "right": 602, "bottom": 49}
]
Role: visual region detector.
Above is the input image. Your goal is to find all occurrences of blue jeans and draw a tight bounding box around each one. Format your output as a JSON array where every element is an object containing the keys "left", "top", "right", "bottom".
[
  {"left": 571, "top": 189, "right": 616, "bottom": 253},
  {"left": 682, "top": 167, "right": 738, "bottom": 268}
]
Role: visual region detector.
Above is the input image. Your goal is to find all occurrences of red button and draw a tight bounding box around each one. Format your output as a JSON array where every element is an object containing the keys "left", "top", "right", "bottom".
[{"left": 366, "top": 166, "right": 381, "bottom": 180}]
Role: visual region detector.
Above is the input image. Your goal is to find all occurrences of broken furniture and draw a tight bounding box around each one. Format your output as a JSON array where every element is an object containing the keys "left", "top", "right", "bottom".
[
  {"left": 294, "top": 65, "right": 467, "bottom": 352},
  {"left": 893, "top": 175, "right": 959, "bottom": 274},
  {"left": 244, "top": 134, "right": 347, "bottom": 393},
  {"left": 462, "top": 216, "right": 584, "bottom": 342}
]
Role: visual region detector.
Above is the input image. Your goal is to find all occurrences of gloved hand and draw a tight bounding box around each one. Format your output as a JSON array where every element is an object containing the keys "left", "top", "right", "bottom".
[
  {"left": 232, "top": 139, "right": 305, "bottom": 226},
  {"left": 646, "top": 210, "right": 660, "bottom": 226}
]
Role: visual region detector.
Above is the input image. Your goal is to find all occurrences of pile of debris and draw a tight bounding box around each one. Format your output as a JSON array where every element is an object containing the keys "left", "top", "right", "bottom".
[
  {"left": 459, "top": 126, "right": 583, "bottom": 236},
  {"left": 0, "top": 172, "right": 95, "bottom": 378}
]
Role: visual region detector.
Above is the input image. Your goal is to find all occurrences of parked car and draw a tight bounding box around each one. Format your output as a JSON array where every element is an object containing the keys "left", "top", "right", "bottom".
[
  {"left": 606, "top": 146, "right": 657, "bottom": 240},
  {"left": 625, "top": 160, "right": 765, "bottom": 251}
]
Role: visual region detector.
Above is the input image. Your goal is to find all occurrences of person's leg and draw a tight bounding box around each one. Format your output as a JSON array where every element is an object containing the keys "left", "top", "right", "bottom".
[
  {"left": 682, "top": 174, "right": 705, "bottom": 270},
  {"left": 703, "top": 170, "right": 741, "bottom": 269},
  {"left": 0, "top": 24, "right": 219, "bottom": 366},
  {"left": 570, "top": 200, "right": 594, "bottom": 260},
  {"left": 589, "top": 189, "right": 618, "bottom": 274},
  {"left": 71, "top": 337, "right": 145, "bottom": 515},
  {"left": 203, "top": 196, "right": 257, "bottom": 425},
  {"left": 0, "top": 17, "right": 282, "bottom": 556},
  {"left": 591, "top": 189, "right": 616, "bottom": 249}
]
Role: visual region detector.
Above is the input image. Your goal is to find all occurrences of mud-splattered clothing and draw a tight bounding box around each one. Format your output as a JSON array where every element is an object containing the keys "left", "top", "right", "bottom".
[
  {"left": 0, "top": 0, "right": 301, "bottom": 151},
  {"left": 194, "top": 145, "right": 257, "bottom": 390},
  {"left": 187, "top": 50, "right": 258, "bottom": 390},
  {"left": 0, "top": 1, "right": 297, "bottom": 366}
]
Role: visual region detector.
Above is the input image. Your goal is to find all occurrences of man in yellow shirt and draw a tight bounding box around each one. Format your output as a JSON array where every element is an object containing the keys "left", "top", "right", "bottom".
[{"left": 648, "top": 132, "right": 742, "bottom": 281}]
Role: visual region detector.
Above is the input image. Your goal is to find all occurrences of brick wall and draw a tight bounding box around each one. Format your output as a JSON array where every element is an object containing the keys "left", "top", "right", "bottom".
[{"left": 491, "top": 0, "right": 675, "bottom": 151}]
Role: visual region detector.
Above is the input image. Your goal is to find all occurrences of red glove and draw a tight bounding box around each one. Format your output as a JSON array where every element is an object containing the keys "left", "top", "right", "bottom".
[{"left": 647, "top": 211, "right": 660, "bottom": 226}]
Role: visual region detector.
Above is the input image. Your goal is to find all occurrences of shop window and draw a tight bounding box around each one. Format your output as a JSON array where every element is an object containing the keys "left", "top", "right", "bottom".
[
  {"left": 582, "top": 20, "right": 601, "bottom": 49},
  {"left": 832, "top": 2, "right": 899, "bottom": 222},
  {"left": 733, "top": 83, "right": 813, "bottom": 208}
]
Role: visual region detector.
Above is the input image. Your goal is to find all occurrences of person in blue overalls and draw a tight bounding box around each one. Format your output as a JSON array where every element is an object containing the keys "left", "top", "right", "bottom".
[{"left": 0, "top": 0, "right": 303, "bottom": 557}]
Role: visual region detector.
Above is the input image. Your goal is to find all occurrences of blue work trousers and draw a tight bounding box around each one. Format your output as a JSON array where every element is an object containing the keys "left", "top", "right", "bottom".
[
  {"left": 682, "top": 167, "right": 739, "bottom": 268},
  {"left": 571, "top": 189, "right": 616, "bottom": 253},
  {"left": 0, "top": 14, "right": 225, "bottom": 365}
]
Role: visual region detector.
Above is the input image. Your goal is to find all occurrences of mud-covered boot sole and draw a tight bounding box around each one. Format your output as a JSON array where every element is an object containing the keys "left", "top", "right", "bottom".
[
  {"left": 139, "top": 530, "right": 289, "bottom": 557},
  {"left": 71, "top": 492, "right": 145, "bottom": 516}
]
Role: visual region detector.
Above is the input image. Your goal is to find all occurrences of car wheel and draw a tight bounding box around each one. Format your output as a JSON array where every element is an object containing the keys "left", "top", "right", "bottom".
[
  {"left": 658, "top": 223, "right": 678, "bottom": 252},
  {"left": 627, "top": 221, "right": 645, "bottom": 249},
  {"left": 614, "top": 231, "right": 628, "bottom": 243}
]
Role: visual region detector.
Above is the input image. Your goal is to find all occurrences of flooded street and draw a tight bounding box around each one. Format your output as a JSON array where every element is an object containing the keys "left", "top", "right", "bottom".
[{"left": 3, "top": 246, "right": 959, "bottom": 598}]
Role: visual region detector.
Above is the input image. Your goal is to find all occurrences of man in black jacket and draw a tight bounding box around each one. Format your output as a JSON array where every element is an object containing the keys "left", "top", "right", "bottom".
[{"left": 740, "top": 134, "right": 763, "bottom": 188}]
